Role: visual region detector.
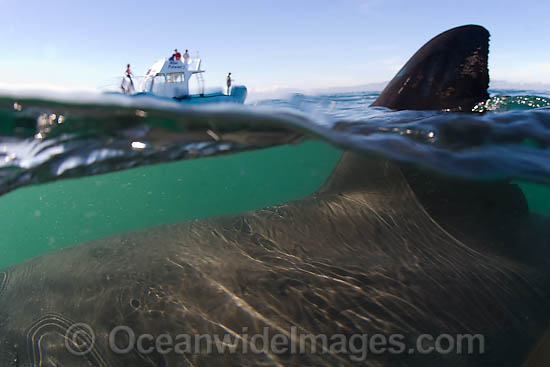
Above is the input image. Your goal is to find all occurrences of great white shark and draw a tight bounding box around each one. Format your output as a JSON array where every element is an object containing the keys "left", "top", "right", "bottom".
[{"left": 1, "top": 25, "right": 549, "bottom": 366}]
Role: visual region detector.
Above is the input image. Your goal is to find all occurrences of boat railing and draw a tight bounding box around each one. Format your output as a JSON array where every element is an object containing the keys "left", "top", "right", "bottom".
[
  {"left": 118, "top": 75, "right": 147, "bottom": 94},
  {"left": 181, "top": 57, "right": 202, "bottom": 72},
  {"left": 120, "top": 72, "right": 205, "bottom": 94}
]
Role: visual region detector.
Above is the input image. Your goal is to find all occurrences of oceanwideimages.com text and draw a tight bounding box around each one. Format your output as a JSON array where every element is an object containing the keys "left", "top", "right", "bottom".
[{"left": 66, "top": 323, "right": 485, "bottom": 362}]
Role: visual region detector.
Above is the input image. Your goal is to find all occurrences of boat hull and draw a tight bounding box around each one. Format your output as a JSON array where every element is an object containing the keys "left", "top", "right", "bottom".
[{"left": 129, "top": 85, "right": 247, "bottom": 104}]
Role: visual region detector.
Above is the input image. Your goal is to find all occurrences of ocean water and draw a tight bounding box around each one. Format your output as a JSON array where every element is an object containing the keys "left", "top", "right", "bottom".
[
  {"left": 1, "top": 89, "right": 550, "bottom": 268},
  {"left": 0, "top": 140, "right": 341, "bottom": 268},
  {"left": 1, "top": 89, "right": 550, "bottom": 365}
]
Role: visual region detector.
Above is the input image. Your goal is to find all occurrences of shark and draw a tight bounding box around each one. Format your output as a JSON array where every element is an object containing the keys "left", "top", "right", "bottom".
[{"left": 0, "top": 25, "right": 549, "bottom": 366}]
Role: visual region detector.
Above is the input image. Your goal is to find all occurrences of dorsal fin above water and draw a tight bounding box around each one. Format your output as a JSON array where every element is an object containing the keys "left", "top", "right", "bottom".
[
  {"left": 371, "top": 24, "right": 490, "bottom": 111},
  {"left": 321, "top": 25, "right": 492, "bottom": 195}
]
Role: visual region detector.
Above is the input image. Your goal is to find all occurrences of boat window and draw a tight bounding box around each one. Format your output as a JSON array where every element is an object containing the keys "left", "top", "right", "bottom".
[
  {"left": 167, "top": 73, "right": 184, "bottom": 83},
  {"left": 153, "top": 75, "right": 167, "bottom": 84}
]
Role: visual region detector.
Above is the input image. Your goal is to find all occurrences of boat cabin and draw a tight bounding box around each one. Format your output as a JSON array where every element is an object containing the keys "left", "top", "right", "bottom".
[{"left": 139, "top": 57, "right": 205, "bottom": 98}]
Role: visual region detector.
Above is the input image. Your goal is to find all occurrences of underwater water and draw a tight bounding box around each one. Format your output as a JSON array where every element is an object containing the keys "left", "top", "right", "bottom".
[
  {"left": 1, "top": 89, "right": 550, "bottom": 366},
  {"left": 1, "top": 89, "right": 550, "bottom": 268},
  {"left": 0, "top": 140, "right": 341, "bottom": 268}
]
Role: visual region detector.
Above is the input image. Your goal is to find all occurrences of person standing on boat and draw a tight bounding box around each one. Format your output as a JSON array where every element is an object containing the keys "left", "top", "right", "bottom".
[
  {"left": 125, "top": 64, "right": 133, "bottom": 78},
  {"left": 123, "top": 64, "right": 135, "bottom": 93},
  {"left": 182, "top": 49, "right": 190, "bottom": 70},
  {"left": 226, "top": 72, "right": 232, "bottom": 95}
]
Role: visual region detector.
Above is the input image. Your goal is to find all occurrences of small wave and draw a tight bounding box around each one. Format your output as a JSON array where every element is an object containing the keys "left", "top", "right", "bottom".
[{"left": 1, "top": 90, "right": 550, "bottom": 196}]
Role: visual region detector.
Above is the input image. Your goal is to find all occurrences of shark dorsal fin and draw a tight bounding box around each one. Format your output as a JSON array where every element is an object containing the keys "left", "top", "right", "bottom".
[
  {"left": 371, "top": 24, "right": 490, "bottom": 111},
  {"left": 321, "top": 25, "right": 492, "bottom": 195}
]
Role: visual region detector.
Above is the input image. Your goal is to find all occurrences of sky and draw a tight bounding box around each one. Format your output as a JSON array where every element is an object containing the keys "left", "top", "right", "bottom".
[{"left": 0, "top": 0, "right": 549, "bottom": 94}]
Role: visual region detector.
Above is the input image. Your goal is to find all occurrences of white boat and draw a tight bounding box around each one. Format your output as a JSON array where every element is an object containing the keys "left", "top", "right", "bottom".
[{"left": 119, "top": 56, "right": 247, "bottom": 104}]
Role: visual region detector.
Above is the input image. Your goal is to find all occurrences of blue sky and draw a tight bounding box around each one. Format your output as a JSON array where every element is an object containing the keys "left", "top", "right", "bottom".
[{"left": 0, "top": 0, "right": 549, "bottom": 93}]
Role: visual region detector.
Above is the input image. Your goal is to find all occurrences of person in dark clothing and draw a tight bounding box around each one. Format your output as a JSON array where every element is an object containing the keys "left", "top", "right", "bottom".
[
  {"left": 226, "top": 72, "right": 232, "bottom": 94},
  {"left": 122, "top": 64, "right": 135, "bottom": 93}
]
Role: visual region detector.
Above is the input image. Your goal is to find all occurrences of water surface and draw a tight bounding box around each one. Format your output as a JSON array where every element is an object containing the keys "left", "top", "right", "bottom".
[{"left": 1, "top": 88, "right": 550, "bottom": 267}]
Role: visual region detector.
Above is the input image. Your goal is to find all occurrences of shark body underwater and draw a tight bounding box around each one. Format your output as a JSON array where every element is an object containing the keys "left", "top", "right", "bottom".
[{"left": 1, "top": 25, "right": 550, "bottom": 366}]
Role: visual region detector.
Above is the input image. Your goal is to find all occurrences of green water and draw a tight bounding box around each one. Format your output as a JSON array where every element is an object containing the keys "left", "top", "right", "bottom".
[
  {"left": 1, "top": 138, "right": 549, "bottom": 270},
  {"left": 518, "top": 182, "right": 550, "bottom": 215},
  {"left": 0, "top": 140, "right": 342, "bottom": 269}
]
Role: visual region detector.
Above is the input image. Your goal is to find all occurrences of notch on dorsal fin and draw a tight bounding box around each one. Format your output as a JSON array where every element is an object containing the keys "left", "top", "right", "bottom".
[{"left": 371, "top": 24, "right": 490, "bottom": 111}]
